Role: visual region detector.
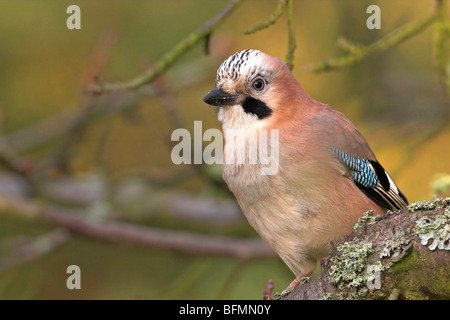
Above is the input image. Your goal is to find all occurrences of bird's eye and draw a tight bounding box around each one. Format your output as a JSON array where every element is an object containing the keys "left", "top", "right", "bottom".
[{"left": 252, "top": 78, "right": 265, "bottom": 91}]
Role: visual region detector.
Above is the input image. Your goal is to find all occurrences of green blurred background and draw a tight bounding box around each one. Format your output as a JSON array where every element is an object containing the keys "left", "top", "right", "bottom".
[{"left": 0, "top": 0, "right": 449, "bottom": 299}]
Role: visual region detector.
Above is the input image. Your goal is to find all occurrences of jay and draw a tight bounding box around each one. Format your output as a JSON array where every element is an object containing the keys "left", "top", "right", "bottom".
[{"left": 202, "top": 49, "right": 408, "bottom": 294}]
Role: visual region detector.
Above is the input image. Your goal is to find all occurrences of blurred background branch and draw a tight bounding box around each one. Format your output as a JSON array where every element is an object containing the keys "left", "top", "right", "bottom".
[
  {"left": 243, "top": 0, "right": 286, "bottom": 35},
  {"left": 92, "top": 0, "right": 242, "bottom": 93},
  {"left": 0, "top": 195, "right": 272, "bottom": 260},
  {"left": 303, "top": 5, "right": 440, "bottom": 73},
  {"left": 0, "top": 228, "right": 70, "bottom": 273}
]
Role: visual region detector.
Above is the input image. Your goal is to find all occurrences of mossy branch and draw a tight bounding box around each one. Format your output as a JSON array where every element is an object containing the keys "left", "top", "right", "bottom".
[
  {"left": 282, "top": 198, "right": 450, "bottom": 300},
  {"left": 303, "top": 10, "right": 439, "bottom": 73},
  {"left": 91, "top": 0, "right": 242, "bottom": 93}
]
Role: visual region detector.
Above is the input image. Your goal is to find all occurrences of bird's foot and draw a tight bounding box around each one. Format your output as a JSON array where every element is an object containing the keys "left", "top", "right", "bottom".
[
  {"left": 320, "top": 256, "right": 330, "bottom": 271},
  {"left": 262, "top": 279, "right": 274, "bottom": 300},
  {"left": 272, "top": 273, "right": 309, "bottom": 299},
  {"left": 320, "top": 241, "right": 336, "bottom": 271}
]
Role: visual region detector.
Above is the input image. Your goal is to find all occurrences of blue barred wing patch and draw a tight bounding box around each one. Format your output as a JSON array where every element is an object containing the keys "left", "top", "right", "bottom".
[
  {"left": 329, "top": 147, "right": 378, "bottom": 188},
  {"left": 329, "top": 146, "right": 409, "bottom": 211}
]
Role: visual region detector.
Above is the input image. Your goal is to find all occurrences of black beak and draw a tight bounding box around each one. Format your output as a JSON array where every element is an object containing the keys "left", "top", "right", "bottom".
[{"left": 202, "top": 88, "right": 243, "bottom": 107}]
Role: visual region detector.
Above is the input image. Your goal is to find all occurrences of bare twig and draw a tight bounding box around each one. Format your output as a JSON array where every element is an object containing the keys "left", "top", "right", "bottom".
[
  {"left": 243, "top": 0, "right": 286, "bottom": 35},
  {"left": 81, "top": 28, "right": 118, "bottom": 91},
  {"left": 242, "top": 0, "right": 296, "bottom": 71},
  {"left": 285, "top": 0, "right": 297, "bottom": 71},
  {"left": 92, "top": 0, "right": 243, "bottom": 93},
  {"left": 303, "top": 9, "right": 439, "bottom": 73}
]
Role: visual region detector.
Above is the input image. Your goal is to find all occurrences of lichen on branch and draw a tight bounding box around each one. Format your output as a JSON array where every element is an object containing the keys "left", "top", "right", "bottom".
[{"left": 282, "top": 197, "right": 450, "bottom": 300}]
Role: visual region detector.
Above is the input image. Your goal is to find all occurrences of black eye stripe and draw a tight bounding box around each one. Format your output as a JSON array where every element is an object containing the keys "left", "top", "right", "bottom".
[{"left": 241, "top": 97, "right": 272, "bottom": 119}]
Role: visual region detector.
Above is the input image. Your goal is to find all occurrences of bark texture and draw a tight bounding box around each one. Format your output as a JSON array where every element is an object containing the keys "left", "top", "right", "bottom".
[{"left": 282, "top": 198, "right": 450, "bottom": 300}]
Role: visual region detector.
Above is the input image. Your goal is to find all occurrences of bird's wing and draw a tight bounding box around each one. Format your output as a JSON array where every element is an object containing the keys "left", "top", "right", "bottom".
[{"left": 329, "top": 146, "right": 408, "bottom": 211}]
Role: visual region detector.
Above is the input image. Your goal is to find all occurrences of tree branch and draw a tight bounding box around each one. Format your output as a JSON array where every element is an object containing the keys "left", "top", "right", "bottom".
[
  {"left": 92, "top": 0, "right": 243, "bottom": 93},
  {"left": 281, "top": 198, "right": 450, "bottom": 300},
  {"left": 242, "top": 0, "right": 297, "bottom": 71},
  {"left": 243, "top": 0, "right": 286, "bottom": 35},
  {"left": 303, "top": 9, "right": 439, "bottom": 73},
  {"left": 0, "top": 195, "right": 273, "bottom": 260},
  {"left": 285, "top": 0, "right": 297, "bottom": 71}
]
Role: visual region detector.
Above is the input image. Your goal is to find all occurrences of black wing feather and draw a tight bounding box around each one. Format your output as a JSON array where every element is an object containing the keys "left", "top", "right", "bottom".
[{"left": 330, "top": 147, "right": 408, "bottom": 211}]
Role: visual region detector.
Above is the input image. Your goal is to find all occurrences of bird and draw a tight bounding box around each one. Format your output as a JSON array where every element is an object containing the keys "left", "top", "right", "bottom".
[{"left": 202, "top": 49, "right": 408, "bottom": 296}]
